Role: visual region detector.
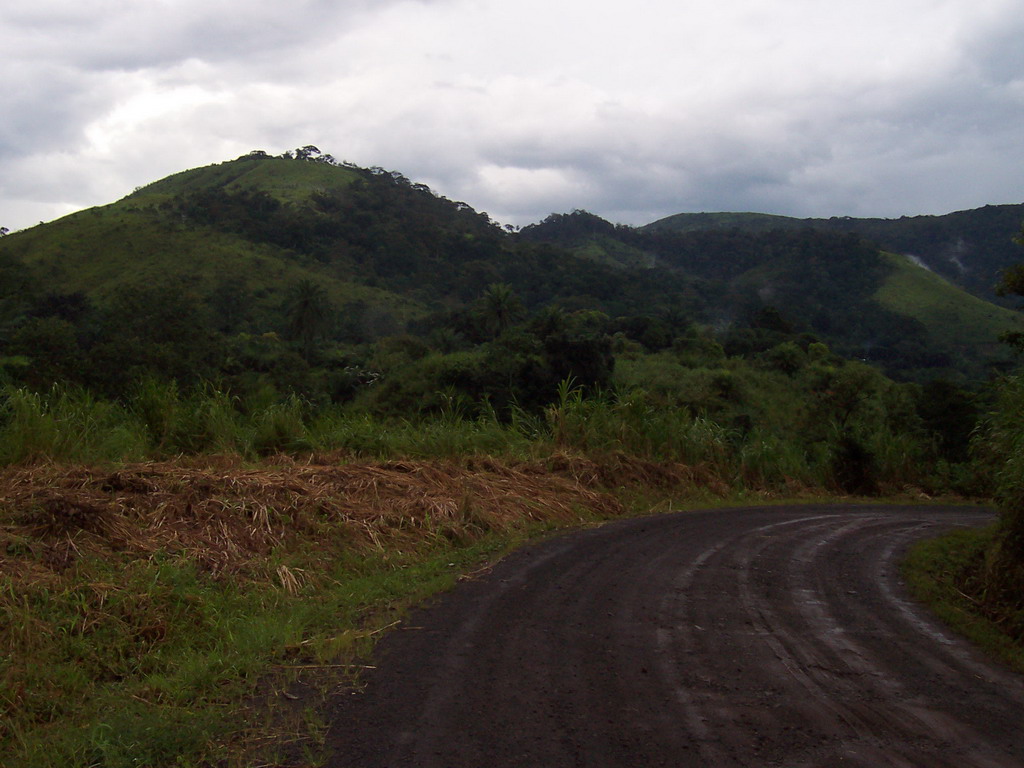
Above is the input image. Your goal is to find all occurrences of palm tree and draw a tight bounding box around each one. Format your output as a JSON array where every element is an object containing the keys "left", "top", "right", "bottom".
[
  {"left": 479, "top": 283, "right": 524, "bottom": 336},
  {"left": 286, "top": 279, "right": 332, "bottom": 359}
]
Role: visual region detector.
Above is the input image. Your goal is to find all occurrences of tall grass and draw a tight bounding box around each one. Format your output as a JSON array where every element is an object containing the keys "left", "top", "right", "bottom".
[
  {"left": 868, "top": 428, "right": 936, "bottom": 489},
  {"left": 0, "top": 385, "right": 148, "bottom": 464},
  {"left": 0, "top": 379, "right": 947, "bottom": 498},
  {"left": 737, "top": 429, "right": 816, "bottom": 489},
  {"left": 541, "top": 381, "right": 739, "bottom": 469}
]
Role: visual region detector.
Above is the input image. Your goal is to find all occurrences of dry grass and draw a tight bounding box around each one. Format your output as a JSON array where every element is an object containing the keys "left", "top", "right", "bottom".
[
  {"left": 0, "top": 454, "right": 645, "bottom": 587},
  {"left": 535, "top": 450, "right": 730, "bottom": 494}
]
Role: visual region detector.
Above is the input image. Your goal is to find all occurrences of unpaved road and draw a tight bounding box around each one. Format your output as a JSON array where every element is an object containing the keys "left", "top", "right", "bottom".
[{"left": 325, "top": 505, "right": 1024, "bottom": 767}]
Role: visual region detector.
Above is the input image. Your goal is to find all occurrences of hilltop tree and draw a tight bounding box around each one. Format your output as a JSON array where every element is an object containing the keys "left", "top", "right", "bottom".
[{"left": 294, "top": 145, "right": 321, "bottom": 161}]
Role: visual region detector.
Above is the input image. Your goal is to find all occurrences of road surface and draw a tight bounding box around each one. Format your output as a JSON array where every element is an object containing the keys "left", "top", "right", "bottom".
[{"left": 325, "top": 504, "right": 1024, "bottom": 767}]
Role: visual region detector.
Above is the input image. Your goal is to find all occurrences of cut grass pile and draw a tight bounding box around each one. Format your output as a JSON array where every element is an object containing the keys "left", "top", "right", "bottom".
[
  {"left": 0, "top": 455, "right": 622, "bottom": 575},
  {"left": 0, "top": 451, "right": 716, "bottom": 767}
]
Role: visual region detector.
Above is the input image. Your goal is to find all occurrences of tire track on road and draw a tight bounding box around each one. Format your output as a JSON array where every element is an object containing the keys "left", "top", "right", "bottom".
[{"left": 326, "top": 505, "right": 1022, "bottom": 767}]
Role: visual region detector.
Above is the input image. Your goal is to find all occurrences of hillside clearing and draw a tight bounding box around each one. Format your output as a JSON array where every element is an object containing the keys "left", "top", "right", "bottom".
[{"left": 875, "top": 251, "right": 1023, "bottom": 357}]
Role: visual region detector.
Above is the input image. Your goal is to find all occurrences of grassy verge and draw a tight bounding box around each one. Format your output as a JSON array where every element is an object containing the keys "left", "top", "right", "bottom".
[
  {"left": 0, "top": 453, "right": 657, "bottom": 767},
  {"left": 902, "top": 524, "right": 1024, "bottom": 674}
]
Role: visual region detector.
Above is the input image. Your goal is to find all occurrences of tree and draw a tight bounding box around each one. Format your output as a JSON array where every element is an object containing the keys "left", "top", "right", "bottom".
[
  {"left": 88, "top": 279, "right": 222, "bottom": 394},
  {"left": 286, "top": 279, "right": 333, "bottom": 360},
  {"left": 294, "top": 145, "right": 322, "bottom": 160},
  {"left": 534, "top": 309, "right": 614, "bottom": 392},
  {"left": 998, "top": 224, "right": 1024, "bottom": 351},
  {"left": 763, "top": 341, "right": 805, "bottom": 375},
  {"left": 208, "top": 276, "right": 253, "bottom": 334},
  {"left": 998, "top": 263, "right": 1024, "bottom": 297},
  {"left": 6, "top": 317, "right": 83, "bottom": 390},
  {"left": 0, "top": 251, "right": 34, "bottom": 325},
  {"left": 478, "top": 283, "right": 524, "bottom": 336}
]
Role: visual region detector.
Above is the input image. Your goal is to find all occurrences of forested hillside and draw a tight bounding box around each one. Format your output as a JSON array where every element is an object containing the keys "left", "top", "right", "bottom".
[
  {"left": 521, "top": 210, "right": 1023, "bottom": 381},
  {"left": 646, "top": 204, "right": 1024, "bottom": 303},
  {"left": 0, "top": 151, "right": 1017, "bottom": 422},
  {"left": 0, "top": 147, "right": 1019, "bottom": 421}
]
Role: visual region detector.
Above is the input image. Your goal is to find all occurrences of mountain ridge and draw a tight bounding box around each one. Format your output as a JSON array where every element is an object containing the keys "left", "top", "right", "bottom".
[
  {"left": 1, "top": 150, "right": 1021, "bottom": 387},
  {"left": 644, "top": 204, "right": 1024, "bottom": 303}
]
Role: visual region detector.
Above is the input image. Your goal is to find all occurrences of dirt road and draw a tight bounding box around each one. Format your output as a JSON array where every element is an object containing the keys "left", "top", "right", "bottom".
[{"left": 325, "top": 505, "right": 1024, "bottom": 767}]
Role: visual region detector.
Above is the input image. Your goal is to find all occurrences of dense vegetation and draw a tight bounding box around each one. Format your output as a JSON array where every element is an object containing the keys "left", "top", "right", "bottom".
[
  {"left": 2, "top": 149, "right": 1021, "bottom": 399},
  {"left": 0, "top": 147, "right": 1015, "bottom": 496},
  {"left": 895, "top": 222, "right": 1024, "bottom": 677},
  {"left": 941, "top": 234, "right": 1024, "bottom": 649},
  {"left": 647, "top": 203, "right": 1024, "bottom": 304},
  {"left": 521, "top": 209, "right": 1023, "bottom": 381}
]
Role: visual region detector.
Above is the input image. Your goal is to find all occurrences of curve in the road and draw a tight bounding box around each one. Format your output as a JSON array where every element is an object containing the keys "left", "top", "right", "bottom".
[{"left": 325, "top": 504, "right": 1024, "bottom": 768}]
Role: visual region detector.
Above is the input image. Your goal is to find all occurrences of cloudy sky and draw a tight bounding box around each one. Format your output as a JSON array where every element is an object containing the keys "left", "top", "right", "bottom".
[{"left": 2, "top": 0, "right": 1023, "bottom": 232}]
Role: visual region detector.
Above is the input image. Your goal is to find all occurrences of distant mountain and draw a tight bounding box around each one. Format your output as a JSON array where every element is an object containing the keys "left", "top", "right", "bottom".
[
  {"left": 0, "top": 151, "right": 705, "bottom": 356},
  {"left": 645, "top": 204, "right": 1024, "bottom": 303},
  {"left": 1, "top": 151, "right": 1020, "bottom": 388},
  {"left": 521, "top": 209, "right": 1023, "bottom": 381}
]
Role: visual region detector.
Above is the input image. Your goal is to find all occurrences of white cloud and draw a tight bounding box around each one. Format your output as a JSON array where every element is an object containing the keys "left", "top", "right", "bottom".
[{"left": 1, "top": 0, "right": 1023, "bottom": 232}]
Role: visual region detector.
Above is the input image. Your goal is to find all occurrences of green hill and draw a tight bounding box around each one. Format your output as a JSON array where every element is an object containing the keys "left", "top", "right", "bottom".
[
  {"left": 0, "top": 150, "right": 1020, "bottom": 394},
  {"left": 645, "top": 204, "right": 1024, "bottom": 303},
  {"left": 528, "top": 209, "right": 1022, "bottom": 380},
  {"left": 874, "top": 252, "right": 1023, "bottom": 371},
  {"left": 518, "top": 211, "right": 655, "bottom": 269},
  {"left": 0, "top": 150, "right": 710, "bottom": 405},
  {"left": 0, "top": 153, "right": 417, "bottom": 326},
  {"left": 0, "top": 152, "right": 708, "bottom": 329},
  {"left": 133, "top": 150, "right": 360, "bottom": 202},
  {"left": 644, "top": 211, "right": 810, "bottom": 234}
]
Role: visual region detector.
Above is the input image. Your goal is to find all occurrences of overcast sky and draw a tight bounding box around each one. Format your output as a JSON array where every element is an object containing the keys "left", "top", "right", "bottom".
[{"left": 2, "top": 0, "right": 1023, "bottom": 232}]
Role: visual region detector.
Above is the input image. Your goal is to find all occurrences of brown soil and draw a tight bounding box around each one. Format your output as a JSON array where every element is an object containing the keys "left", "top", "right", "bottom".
[{"left": 325, "top": 505, "right": 1024, "bottom": 767}]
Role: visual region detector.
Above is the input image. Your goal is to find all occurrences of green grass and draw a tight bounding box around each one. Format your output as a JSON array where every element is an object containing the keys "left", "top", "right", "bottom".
[
  {"left": 130, "top": 155, "right": 360, "bottom": 207},
  {"left": 0, "top": 535, "right": 529, "bottom": 768},
  {"left": 0, "top": 374, "right": 954, "bottom": 496},
  {"left": 0, "top": 385, "right": 149, "bottom": 464},
  {"left": 875, "top": 251, "right": 1023, "bottom": 356},
  {"left": 902, "top": 524, "right": 1024, "bottom": 674},
  {"left": 0, "top": 158, "right": 422, "bottom": 324}
]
